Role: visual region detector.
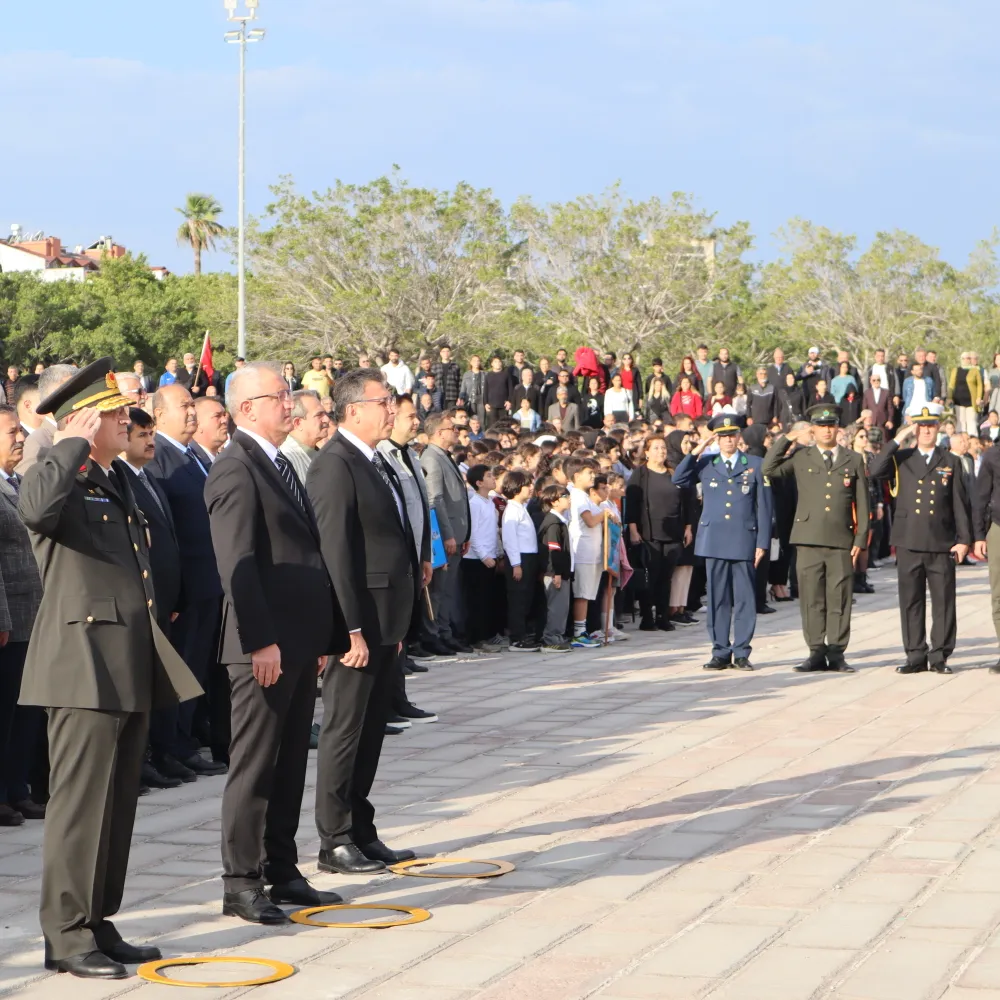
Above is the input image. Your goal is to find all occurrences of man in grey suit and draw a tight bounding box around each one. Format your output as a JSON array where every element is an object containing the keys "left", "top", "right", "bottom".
[
  {"left": 0, "top": 405, "right": 44, "bottom": 826},
  {"left": 15, "top": 364, "right": 77, "bottom": 476},
  {"left": 547, "top": 387, "right": 581, "bottom": 431},
  {"left": 420, "top": 410, "right": 471, "bottom": 653}
]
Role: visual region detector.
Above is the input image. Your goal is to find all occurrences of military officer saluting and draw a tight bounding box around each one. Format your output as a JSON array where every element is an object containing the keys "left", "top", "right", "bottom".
[
  {"left": 18, "top": 359, "right": 201, "bottom": 979},
  {"left": 869, "top": 404, "right": 971, "bottom": 674},
  {"left": 763, "top": 403, "right": 869, "bottom": 672},
  {"left": 672, "top": 414, "right": 772, "bottom": 671}
]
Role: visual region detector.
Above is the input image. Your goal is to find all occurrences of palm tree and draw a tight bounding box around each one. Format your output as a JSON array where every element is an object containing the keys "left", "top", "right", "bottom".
[{"left": 176, "top": 193, "right": 225, "bottom": 276}]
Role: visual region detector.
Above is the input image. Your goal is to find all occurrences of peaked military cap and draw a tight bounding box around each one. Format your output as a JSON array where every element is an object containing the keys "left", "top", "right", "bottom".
[
  {"left": 909, "top": 403, "right": 943, "bottom": 425},
  {"left": 807, "top": 403, "right": 841, "bottom": 426},
  {"left": 708, "top": 412, "right": 744, "bottom": 436},
  {"left": 36, "top": 357, "right": 132, "bottom": 421}
]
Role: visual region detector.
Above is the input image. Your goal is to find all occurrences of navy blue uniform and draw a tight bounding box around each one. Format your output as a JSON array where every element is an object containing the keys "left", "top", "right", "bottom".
[{"left": 673, "top": 451, "right": 772, "bottom": 660}]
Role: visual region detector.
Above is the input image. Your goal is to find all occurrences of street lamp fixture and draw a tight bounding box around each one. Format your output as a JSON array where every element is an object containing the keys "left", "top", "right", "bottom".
[{"left": 223, "top": 0, "right": 265, "bottom": 360}]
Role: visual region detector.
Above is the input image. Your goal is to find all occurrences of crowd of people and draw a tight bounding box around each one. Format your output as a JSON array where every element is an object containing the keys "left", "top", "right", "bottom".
[{"left": 1, "top": 338, "right": 1000, "bottom": 978}]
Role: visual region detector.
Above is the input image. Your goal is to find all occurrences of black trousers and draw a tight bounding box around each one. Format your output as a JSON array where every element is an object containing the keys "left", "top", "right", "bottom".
[
  {"left": 505, "top": 552, "right": 543, "bottom": 641},
  {"left": 637, "top": 539, "right": 681, "bottom": 623},
  {"left": 41, "top": 708, "right": 147, "bottom": 961},
  {"left": 220, "top": 660, "right": 314, "bottom": 892},
  {"left": 895, "top": 547, "right": 957, "bottom": 665},
  {"left": 462, "top": 558, "right": 499, "bottom": 643},
  {"left": 0, "top": 640, "right": 40, "bottom": 804},
  {"left": 316, "top": 642, "right": 395, "bottom": 849},
  {"left": 171, "top": 597, "right": 222, "bottom": 758}
]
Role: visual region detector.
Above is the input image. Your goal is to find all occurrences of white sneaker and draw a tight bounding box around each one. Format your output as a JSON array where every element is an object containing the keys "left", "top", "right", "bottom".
[
  {"left": 610, "top": 626, "right": 629, "bottom": 642},
  {"left": 589, "top": 629, "right": 613, "bottom": 643}
]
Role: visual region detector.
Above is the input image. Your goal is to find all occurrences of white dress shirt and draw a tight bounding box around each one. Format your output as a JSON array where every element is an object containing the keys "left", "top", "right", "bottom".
[
  {"left": 466, "top": 491, "right": 499, "bottom": 561},
  {"left": 501, "top": 499, "right": 537, "bottom": 566},
  {"left": 238, "top": 428, "right": 281, "bottom": 467}
]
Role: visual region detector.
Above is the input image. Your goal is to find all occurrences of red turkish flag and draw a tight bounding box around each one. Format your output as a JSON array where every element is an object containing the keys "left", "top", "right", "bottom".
[{"left": 199, "top": 331, "right": 214, "bottom": 380}]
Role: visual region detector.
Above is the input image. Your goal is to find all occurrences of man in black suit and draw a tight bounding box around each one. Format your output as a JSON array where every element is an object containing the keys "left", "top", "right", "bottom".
[
  {"left": 146, "top": 383, "right": 228, "bottom": 779},
  {"left": 206, "top": 362, "right": 348, "bottom": 924},
  {"left": 118, "top": 408, "right": 186, "bottom": 791},
  {"left": 132, "top": 361, "right": 155, "bottom": 396},
  {"left": 307, "top": 368, "right": 418, "bottom": 874}
]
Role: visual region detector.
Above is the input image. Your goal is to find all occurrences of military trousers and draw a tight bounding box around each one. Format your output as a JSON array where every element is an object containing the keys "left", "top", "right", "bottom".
[
  {"left": 895, "top": 547, "right": 957, "bottom": 666},
  {"left": 795, "top": 545, "right": 854, "bottom": 651},
  {"left": 41, "top": 708, "right": 148, "bottom": 961},
  {"left": 705, "top": 558, "right": 757, "bottom": 660}
]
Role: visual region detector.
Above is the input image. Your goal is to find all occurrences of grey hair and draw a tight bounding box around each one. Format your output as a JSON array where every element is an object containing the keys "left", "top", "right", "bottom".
[
  {"left": 227, "top": 361, "right": 283, "bottom": 417},
  {"left": 291, "top": 388, "right": 320, "bottom": 420},
  {"left": 38, "top": 363, "right": 77, "bottom": 400},
  {"left": 332, "top": 367, "right": 389, "bottom": 424}
]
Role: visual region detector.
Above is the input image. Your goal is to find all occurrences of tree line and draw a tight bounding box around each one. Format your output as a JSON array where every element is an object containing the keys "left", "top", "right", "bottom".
[{"left": 1, "top": 171, "right": 999, "bottom": 373}]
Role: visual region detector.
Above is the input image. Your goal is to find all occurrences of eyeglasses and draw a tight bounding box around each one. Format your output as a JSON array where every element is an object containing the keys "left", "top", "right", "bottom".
[
  {"left": 355, "top": 395, "right": 396, "bottom": 410},
  {"left": 246, "top": 389, "right": 293, "bottom": 404}
]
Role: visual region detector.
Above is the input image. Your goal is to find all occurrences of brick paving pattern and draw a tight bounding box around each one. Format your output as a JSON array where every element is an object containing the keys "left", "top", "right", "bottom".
[{"left": 2, "top": 562, "right": 1000, "bottom": 999}]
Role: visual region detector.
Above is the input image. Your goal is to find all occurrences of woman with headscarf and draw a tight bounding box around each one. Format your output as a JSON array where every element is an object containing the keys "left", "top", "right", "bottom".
[
  {"left": 777, "top": 372, "right": 805, "bottom": 429},
  {"left": 741, "top": 424, "right": 776, "bottom": 615}
]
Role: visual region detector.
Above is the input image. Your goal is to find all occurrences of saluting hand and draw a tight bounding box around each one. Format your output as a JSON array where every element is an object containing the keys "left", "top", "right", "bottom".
[
  {"left": 53, "top": 407, "right": 102, "bottom": 446},
  {"left": 692, "top": 432, "right": 717, "bottom": 456},
  {"left": 251, "top": 643, "right": 282, "bottom": 687}
]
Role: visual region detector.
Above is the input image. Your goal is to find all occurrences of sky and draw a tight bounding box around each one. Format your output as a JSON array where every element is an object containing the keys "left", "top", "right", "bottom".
[{"left": 2, "top": 0, "right": 998, "bottom": 276}]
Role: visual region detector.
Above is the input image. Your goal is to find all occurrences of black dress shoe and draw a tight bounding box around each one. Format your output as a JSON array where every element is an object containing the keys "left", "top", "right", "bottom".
[
  {"left": 154, "top": 754, "right": 197, "bottom": 782},
  {"left": 445, "top": 639, "right": 474, "bottom": 654},
  {"left": 639, "top": 619, "right": 658, "bottom": 631},
  {"left": 929, "top": 662, "right": 953, "bottom": 674},
  {"left": 703, "top": 656, "right": 731, "bottom": 671},
  {"left": 826, "top": 650, "right": 855, "bottom": 673},
  {"left": 408, "top": 644, "right": 437, "bottom": 660},
  {"left": 360, "top": 839, "right": 416, "bottom": 865},
  {"left": 45, "top": 951, "right": 129, "bottom": 979},
  {"left": 141, "top": 761, "right": 183, "bottom": 789},
  {"left": 309, "top": 723, "right": 320, "bottom": 750},
  {"left": 138, "top": 785, "right": 150, "bottom": 796},
  {"left": 422, "top": 639, "right": 458, "bottom": 657},
  {"left": 102, "top": 941, "right": 162, "bottom": 964},
  {"left": 794, "top": 649, "right": 828, "bottom": 672},
  {"left": 896, "top": 660, "right": 928, "bottom": 674},
  {"left": 180, "top": 754, "right": 228, "bottom": 776},
  {"left": 0, "top": 803, "right": 24, "bottom": 826},
  {"left": 222, "top": 888, "right": 291, "bottom": 924},
  {"left": 756, "top": 605, "right": 776, "bottom": 615},
  {"left": 385, "top": 724, "right": 405, "bottom": 735},
  {"left": 408, "top": 659, "right": 429, "bottom": 673},
  {"left": 10, "top": 798, "right": 45, "bottom": 819},
  {"left": 318, "top": 843, "right": 386, "bottom": 875},
  {"left": 655, "top": 619, "right": 676, "bottom": 631},
  {"left": 269, "top": 877, "right": 342, "bottom": 906},
  {"left": 732, "top": 657, "right": 754, "bottom": 671}
]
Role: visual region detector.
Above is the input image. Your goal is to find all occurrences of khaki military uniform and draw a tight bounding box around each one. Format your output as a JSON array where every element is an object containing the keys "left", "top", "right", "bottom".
[
  {"left": 19, "top": 437, "right": 201, "bottom": 961},
  {"left": 763, "top": 438, "right": 870, "bottom": 657}
]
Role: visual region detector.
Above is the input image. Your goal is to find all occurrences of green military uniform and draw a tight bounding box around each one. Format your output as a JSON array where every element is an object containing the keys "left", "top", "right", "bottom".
[
  {"left": 762, "top": 404, "right": 869, "bottom": 671},
  {"left": 18, "top": 359, "right": 201, "bottom": 973}
]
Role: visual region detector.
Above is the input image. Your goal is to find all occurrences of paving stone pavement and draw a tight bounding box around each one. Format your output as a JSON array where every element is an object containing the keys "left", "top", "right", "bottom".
[{"left": 4, "top": 562, "right": 1000, "bottom": 999}]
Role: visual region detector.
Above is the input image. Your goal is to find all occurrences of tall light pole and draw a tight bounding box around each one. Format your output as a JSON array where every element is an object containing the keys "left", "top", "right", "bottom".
[{"left": 224, "top": 0, "right": 265, "bottom": 360}]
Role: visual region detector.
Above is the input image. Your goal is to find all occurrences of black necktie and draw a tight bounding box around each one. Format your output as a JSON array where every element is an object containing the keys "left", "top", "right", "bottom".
[
  {"left": 137, "top": 469, "right": 165, "bottom": 517},
  {"left": 274, "top": 454, "right": 306, "bottom": 511},
  {"left": 372, "top": 453, "right": 403, "bottom": 522},
  {"left": 186, "top": 447, "right": 208, "bottom": 477},
  {"left": 823, "top": 451, "right": 833, "bottom": 472},
  {"left": 6, "top": 473, "right": 18, "bottom": 495}
]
